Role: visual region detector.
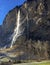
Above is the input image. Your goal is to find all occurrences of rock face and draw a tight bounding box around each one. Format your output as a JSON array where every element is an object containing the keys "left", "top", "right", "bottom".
[
  {"left": 0, "top": 0, "right": 50, "bottom": 60},
  {"left": 0, "top": 8, "right": 16, "bottom": 47}
]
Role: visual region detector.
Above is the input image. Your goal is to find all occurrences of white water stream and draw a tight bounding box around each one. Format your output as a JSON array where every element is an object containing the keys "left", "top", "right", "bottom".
[{"left": 10, "top": 10, "right": 24, "bottom": 48}]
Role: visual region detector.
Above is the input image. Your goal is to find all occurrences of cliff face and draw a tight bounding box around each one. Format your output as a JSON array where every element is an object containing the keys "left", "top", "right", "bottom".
[
  {"left": 0, "top": 0, "right": 50, "bottom": 60},
  {"left": 0, "top": 0, "right": 50, "bottom": 46},
  {"left": 0, "top": 8, "right": 17, "bottom": 47}
]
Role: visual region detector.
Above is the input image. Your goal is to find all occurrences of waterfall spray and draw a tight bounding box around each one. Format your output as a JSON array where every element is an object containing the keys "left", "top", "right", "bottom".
[{"left": 10, "top": 9, "right": 24, "bottom": 48}]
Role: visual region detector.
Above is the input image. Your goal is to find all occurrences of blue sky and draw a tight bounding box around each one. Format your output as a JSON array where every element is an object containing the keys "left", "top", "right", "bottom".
[{"left": 0, "top": 0, "right": 26, "bottom": 25}]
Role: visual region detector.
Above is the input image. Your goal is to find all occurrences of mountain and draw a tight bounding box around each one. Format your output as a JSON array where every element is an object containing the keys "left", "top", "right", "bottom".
[{"left": 0, "top": 0, "right": 50, "bottom": 60}]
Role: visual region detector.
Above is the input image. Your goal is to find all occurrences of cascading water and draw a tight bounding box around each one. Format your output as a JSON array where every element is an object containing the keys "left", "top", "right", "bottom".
[{"left": 10, "top": 10, "right": 24, "bottom": 48}]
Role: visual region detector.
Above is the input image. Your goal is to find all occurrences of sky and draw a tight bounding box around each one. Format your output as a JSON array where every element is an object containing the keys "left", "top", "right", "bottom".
[{"left": 0, "top": 0, "right": 26, "bottom": 25}]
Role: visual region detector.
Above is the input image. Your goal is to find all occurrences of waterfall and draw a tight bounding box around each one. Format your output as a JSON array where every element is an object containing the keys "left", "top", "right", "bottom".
[{"left": 10, "top": 9, "right": 24, "bottom": 48}]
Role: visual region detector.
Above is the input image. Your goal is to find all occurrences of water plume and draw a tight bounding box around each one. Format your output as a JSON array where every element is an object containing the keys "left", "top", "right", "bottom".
[{"left": 10, "top": 9, "right": 24, "bottom": 48}]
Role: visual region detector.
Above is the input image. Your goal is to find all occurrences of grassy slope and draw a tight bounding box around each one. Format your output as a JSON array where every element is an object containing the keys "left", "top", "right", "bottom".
[{"left": 13, "top": 61, "right": 50, "bottom": 65}]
